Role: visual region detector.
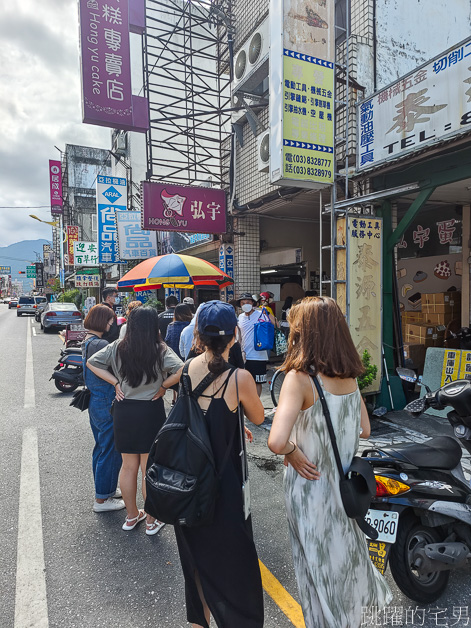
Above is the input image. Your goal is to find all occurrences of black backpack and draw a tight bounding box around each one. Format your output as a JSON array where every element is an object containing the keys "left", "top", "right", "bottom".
[{"left": 145, "top": 361, "right": 236, "bottom": 527}]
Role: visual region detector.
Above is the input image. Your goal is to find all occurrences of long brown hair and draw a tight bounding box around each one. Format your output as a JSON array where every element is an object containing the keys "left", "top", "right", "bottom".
[{"left": 282, "top": 297, "right": 364, "bottom": 378}]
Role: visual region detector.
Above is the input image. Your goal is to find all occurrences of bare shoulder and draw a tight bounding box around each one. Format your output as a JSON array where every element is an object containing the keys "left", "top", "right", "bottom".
[
  {"left": 235, "top": 368, "right": 255, "bottom": 386},
  {"left": 284, "top": 369, "right": 311, "bottom": 388}
]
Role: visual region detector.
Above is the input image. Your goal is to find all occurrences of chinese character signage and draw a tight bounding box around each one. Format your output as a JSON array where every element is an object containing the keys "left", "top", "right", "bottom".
[
  {"left": 49, "top": 160, "right": 63, "bottom": 214},
  {"left": 269, "top": 0, "right": 335, "bottom": 189},
  {"left": 74, "top": 241, "right": 99, "bottom": 266},
  {"left": 67, "top": 226, "right": 80, "bottom": 265},
  {"left": 219, "top": 244, "right": 234, "bottom": 303},
  {"left": 35, "top": 263, "right": 44, "bottom": 288},
  {"left": 27, "top": 265, "right": 36, "bottom": 278},
  {"left": 76, "top": 273, "right": 100, "bottom": 288},
  {"left": 141, "top": 182, "right": 227, "bottom": 234},
  {"left": 78, "top": 0, "right": 149, "bottom": 132},
  {"left": 97, "top": 175, "right": 126, "bottom": 263},
  {"left": 347, "top": 217, "right": 383, "bottom": 393},
  {"left": 0, "top": 266, "right": 11, "bottom": 274},
  {"left": 115, "top": 211, "right": 158, "bottom": 260},
  {"left": 357, "top": 36, "right": 471, "bottom": 170}
]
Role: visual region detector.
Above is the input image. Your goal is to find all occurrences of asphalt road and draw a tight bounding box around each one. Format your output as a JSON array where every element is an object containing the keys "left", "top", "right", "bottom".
[{"left": 1, "top": 304, "right": 470, "bottom": 628}]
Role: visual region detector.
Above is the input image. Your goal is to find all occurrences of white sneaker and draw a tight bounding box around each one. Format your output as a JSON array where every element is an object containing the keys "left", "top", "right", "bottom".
[
  {"left": 112, "top": 487, "right": 122, "bottom": 498},
  {"left": 93, "top": 498, "right": 125, "bottom": 512}
]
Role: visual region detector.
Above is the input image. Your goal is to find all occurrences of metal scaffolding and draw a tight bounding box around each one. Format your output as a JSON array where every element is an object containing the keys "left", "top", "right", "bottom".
[{"left": 144, "top": 0, "right": 233, "bottom": 187}]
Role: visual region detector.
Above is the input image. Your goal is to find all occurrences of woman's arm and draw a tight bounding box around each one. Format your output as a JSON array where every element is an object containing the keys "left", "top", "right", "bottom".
[
  {"left": 237, "top": 370, "right": 265, "bottom": 425},
  {"left": 268, "top": 371, "right": 320, "bottom": 480},
  {"left": 152, "top": 367, "right": 183, "bottom": 401},
  {"left": 359, "top": 396, "right": 371, "bottom": 439}
]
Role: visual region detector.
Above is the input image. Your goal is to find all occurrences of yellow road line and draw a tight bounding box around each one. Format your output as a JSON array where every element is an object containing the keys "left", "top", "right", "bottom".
[{"left": 259, "top": 560, "right": 306, "bottom": 628}]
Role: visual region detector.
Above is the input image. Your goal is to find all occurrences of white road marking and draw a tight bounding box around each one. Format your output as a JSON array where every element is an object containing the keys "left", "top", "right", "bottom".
[
  {"left": 32, "top": 318, "right": 37, "bottom": 337},
  {"left": 14, "top": 427, "right": 49, "bottom": 628},
  {"left": 24, "top": 319, "right": 35, "bottom": 408}
]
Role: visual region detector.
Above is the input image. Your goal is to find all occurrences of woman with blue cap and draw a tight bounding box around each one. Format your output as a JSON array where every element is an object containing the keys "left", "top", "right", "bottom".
[{"left": 173, "top": 300, "right": 265, "bottom": 628}]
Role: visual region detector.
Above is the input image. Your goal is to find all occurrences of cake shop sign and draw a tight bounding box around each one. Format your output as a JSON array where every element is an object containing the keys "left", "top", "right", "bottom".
[{"left": 141, "top": 182, "right": 227, "bottom": 235}]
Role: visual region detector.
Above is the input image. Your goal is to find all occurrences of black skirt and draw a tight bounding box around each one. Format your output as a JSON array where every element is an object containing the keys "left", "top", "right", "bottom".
[{"left": 112, "top": 397, "right": 166, "bottom": 454}]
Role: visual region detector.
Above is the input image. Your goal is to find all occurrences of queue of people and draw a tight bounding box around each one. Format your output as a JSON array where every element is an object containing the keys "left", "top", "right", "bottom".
[{"left": 79, "top": 291, "right": 390, "bottom": 628}]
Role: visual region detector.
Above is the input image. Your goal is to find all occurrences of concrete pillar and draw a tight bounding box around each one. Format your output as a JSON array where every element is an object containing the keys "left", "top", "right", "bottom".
[{"left": 233, "top": 214, "right": 260, "bottom": 299}]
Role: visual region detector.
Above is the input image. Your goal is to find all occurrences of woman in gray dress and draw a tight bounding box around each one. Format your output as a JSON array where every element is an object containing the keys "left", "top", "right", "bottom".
[{"left": 268, "top": 296, "right": 391, "bottom": 628}]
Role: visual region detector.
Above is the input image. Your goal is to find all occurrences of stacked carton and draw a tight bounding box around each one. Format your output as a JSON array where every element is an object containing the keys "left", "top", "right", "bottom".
[{"left": 401, "top": 291, "right": 461, "bottom": 371}]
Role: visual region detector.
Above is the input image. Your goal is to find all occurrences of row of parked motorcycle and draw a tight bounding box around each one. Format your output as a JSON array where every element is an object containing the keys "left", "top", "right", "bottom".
[{"left": 52, "top": 328, "right": 471, "bottom": 603}]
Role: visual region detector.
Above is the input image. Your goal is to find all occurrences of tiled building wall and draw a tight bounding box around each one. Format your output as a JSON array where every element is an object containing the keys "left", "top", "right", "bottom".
[
  {"left": 233, "top": 0, "right": 268, "bottom": 49},
  {"left": 235, "top": 107, "right": 277, "bottom": 206},
  {"left": 233, "top": 214, "right": 260, "bottom": 295}
]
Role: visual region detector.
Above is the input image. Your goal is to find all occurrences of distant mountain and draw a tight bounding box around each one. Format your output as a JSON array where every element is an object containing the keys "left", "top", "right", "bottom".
[{"left": 0, "top": 239, "right": 50, "bottom": 292}]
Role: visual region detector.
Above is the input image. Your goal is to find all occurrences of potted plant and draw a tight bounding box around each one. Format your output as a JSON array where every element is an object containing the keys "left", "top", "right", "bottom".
[{"left": 357, "top": 350, "right": 378, "bottom": 415}]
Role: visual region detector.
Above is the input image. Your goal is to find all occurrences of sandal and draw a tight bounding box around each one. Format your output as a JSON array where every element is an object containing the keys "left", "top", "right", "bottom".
[
  {"left": 146, "top": 520, "right": 166, "bottom": 536},
  {"left": 122, "top": 509, "right": 146, "bottom": 531}
]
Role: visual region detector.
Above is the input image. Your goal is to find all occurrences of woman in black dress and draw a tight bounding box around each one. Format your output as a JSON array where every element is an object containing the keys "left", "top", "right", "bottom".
[
  {"left": 174, "top": 300, "right": 265, "bottom": 628},
  {"left": 87, "top": 307, "right": 183, "bottom": 535}
]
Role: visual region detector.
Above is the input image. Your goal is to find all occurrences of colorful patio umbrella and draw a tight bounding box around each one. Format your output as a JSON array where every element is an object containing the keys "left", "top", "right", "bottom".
[{"left": 117, "top": 253, "right": 234, "bottom": 290}]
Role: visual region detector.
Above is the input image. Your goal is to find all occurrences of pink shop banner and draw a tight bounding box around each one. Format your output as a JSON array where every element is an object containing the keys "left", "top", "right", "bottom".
[
  {"left": 141, "top": 182, "right": 227, "bottom": 234},
  {"left": 78, "top": 0, "right": 148, "bottom": 132},
  {"left": 49, "top": 160, "right": 63, "bottom": 214}
]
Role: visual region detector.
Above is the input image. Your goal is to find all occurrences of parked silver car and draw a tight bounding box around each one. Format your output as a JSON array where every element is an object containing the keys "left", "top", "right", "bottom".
[{"left": 40, "top": 303, "right": 83, "bottom": 332}]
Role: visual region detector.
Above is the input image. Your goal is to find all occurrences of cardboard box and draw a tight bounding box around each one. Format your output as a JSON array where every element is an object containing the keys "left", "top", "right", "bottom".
[
  {"left": 403, "top": 343, "right": 426, "bottom": 371},
  {"left": 421, "top": 311, "right": 455, "bottom": 326},
  {"left": 404, "top": 323, "right": 446, "bottom": 347},
  {"left": 422, "top": 292, "right": 461, "bottom": 316},
  {"left": 401, "top": 312, "right": 425, "bottom": 324}
]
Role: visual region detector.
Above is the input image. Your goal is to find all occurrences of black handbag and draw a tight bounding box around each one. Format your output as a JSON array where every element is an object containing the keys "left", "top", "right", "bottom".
[
  {"left": 70, "top": 338, "right": 92, "bottom": 412},
  {"left": 70, "top": 387, "right": 91, "bottom": 411},
  {"left": 310, "top": 374, "right": 378, "bottom": 540}
]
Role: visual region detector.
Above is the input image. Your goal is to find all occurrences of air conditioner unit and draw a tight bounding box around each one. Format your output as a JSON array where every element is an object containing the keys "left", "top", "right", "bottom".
[
  {"left": 114, "top": 131, "right": 127, "bottom": 155},
  {"left": 257, "top": 130, "right": 269, "bottom": 172},
  {"left": 232, "top": 17, "right": 269, "bottom": 95}
]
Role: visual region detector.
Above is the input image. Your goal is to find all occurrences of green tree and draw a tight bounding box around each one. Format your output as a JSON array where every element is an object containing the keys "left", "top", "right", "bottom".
[
  {"left": 58, "top": 289, "right": 81, "bottom": 305},
  {"left": 357, "top": 350, "right": 378, "bottom": 392}
]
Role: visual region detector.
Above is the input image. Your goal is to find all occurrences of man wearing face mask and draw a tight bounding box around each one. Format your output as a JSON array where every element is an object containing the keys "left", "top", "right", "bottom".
[
  {"left": 101, "top": 287, "right": 120, "bottom": 342},
  {"left": 237, "top": 292, "right": 274, "bottom": 396}
]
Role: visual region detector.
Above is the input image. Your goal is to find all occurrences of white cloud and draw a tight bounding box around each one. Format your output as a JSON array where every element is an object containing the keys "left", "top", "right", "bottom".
[{"left": 0, "top": 0, "right": 110, "bottom": 247}]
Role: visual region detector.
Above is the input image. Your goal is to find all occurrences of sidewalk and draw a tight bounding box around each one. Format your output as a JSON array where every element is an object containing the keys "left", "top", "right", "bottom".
[{"left": 249, "top": 371, "right": 471, "bottom": 477}]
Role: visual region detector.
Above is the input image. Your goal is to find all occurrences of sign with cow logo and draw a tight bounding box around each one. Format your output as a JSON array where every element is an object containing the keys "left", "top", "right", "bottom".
[{"left": 141, "top": 182, "right": 227, "bottom": 234}]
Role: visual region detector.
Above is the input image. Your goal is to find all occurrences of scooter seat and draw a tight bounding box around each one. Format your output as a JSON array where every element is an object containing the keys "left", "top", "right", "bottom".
[
  {"left": 381, "top": 436, "right": 462, "bottom": 470},
  {"left": 62, "top": 347, "right": 82, "bottom": 355}
]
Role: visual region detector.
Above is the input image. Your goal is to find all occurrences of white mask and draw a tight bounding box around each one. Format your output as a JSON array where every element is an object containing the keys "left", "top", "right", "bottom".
[{"left": 241, "top": 303, "right": 253, "bottom": 312}]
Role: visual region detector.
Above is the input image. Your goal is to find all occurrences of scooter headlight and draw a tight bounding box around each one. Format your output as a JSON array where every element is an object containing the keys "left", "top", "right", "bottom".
[{"left": 375, "top": 475, "right": 410, "bottom": 497}]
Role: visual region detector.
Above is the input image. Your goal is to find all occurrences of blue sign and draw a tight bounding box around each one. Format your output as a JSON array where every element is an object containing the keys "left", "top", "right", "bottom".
[
  {"left": 219, "top": 244, "right": 234, "bottom": 302},
  {"left": 96, "top": 175, "right": 127, "bottom": 264},
  {"left": 135, "top": 290, "right": 154, "bottom": 304}
]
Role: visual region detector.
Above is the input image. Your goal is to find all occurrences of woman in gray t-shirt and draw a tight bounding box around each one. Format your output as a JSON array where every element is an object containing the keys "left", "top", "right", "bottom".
[{"left": 88, "top": 306, "right": 183, "bottom": 535}]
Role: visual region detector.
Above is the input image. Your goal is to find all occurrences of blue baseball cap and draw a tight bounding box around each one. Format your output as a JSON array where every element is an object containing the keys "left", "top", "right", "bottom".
[{"left": 197, "top": 300, "right": 237, "bottom": 336}]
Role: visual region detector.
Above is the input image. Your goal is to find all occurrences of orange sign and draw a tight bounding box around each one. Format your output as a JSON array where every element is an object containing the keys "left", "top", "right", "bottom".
[{"left": 67, "top": 226, "right": 79, "bottom": 265}]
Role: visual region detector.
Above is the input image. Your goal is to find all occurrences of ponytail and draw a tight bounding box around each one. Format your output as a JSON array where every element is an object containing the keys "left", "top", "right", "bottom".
[{"left": 198, "top": 328, "right": 234, "bottom": 376}]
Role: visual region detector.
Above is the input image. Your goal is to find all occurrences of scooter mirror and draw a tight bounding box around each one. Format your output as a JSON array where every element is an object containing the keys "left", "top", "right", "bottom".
[
  {"left": 404, "top": 397, "right": 426, "bottom": 416},
  {"left": 372, "top": 406, "right": 388, "bottom": 417},
  {"left": 396, "top": 367, "right": 417, "bottom": 383}
]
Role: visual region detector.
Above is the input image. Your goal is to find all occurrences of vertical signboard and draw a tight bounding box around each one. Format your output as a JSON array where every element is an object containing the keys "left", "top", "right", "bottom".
[
  {"left": 78, "top": 0, "right": 149, "bottom": 132},
  {"left": 67, "top": 226, "right": 80, "bottom": 266},
  {"left": 49, "top": 160, "right": 63, "bottom": 214},
  {"left": 97, "top": 175, "right": 126, "bottom": 263},
  {"left": 347, "top": 217, "right": 383, "bottom": 393},
  {"left": 270, "top": 0, "right": 335, "bottom": 189},
  {"left": 219, "top": 244, "right": 234, "bottom": 303},
  {"left": 35, "top": 263, "right": 44, "bottom": 288},
  {"left": 441, "top": 349, "right": 461, "bottom": 385},
  {"left": 115, "top": 210, "right": 158, "bottom": 259}
]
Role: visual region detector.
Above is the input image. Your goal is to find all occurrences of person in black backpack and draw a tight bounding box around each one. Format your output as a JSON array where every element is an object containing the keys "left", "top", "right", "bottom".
[{"left": 173, "top": 300, "right": 265, "bottom": 628}]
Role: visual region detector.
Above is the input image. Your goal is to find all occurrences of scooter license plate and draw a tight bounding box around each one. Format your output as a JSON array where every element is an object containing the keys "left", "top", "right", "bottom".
[{"left": 365, "top": 509, "right": 399, "bottom": 543}]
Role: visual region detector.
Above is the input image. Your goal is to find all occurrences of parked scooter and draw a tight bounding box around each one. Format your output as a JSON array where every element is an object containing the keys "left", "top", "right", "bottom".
[
  {"left": 446, "top": 326, "right": 471, "bottom": 350},
  {"left": 50, "top": 345, "right": 84, "bottom": 392},
  {"left": 363, "top": 368, "right": 471, "bottom": 603}
]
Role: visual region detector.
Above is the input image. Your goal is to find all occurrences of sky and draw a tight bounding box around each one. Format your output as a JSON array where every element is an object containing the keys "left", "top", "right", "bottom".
[{"left": 0, "top": 0, "right": 110, "bottom": 248}]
